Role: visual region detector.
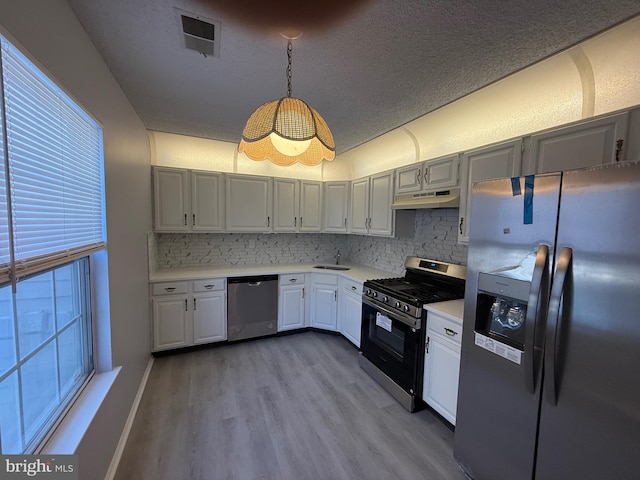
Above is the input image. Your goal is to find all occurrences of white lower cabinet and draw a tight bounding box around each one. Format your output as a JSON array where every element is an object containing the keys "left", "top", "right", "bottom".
[
  {"left": 309, "top": 273, "right": 338, "bottom": 331},
  {"left": 151, "top": 278, "right": 226, "bottom": 351},
  {"left": 338, "top": 277, "right": 362, "bottom": 347},
  {"left": 422, "top": 310, "right": 463, "bottom": 425},
  {"left": 278, "top": 274, "right": 306, "bottom": 332},
  {"left": 192, "top": 293, "right": 226, "bottom": 344},
  {"left": 153, "top": 295, "right": 190, "bottom": 351}
]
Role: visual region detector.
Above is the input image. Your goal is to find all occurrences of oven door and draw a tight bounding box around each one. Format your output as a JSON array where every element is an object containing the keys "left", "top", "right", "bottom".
[{"left": 360, "top": 297, "right": 424, "bottom": 395}]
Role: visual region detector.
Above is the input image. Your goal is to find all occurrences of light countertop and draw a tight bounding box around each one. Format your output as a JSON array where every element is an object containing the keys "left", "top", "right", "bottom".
[
  {"left": 424, "top": 299, "right": 464, "bottom": 324},
  {"left": 149, "top": 262, "right": 398, "bottom": 284}
]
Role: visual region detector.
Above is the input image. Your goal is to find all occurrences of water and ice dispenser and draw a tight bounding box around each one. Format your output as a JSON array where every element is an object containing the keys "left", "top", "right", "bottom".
[{"left": 475, "top": 272, "right": 531, "bottom": 351}]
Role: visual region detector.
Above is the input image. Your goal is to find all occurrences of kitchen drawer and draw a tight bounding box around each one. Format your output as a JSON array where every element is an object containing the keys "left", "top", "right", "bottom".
[
  {"left": 339, "top": 277, "right": 362, "bottom": 295},
  {"left": 427, "top": 311, "right": 462, "bottom": 345},
  {"left": 152, "top": 281, "right": 189, "bottom": 296},
  {"left": 279, "top": 273, "right": 305, "bottom": 285},
  {"left": 192, "top": 278, "right": 226, "bottom": 292}
]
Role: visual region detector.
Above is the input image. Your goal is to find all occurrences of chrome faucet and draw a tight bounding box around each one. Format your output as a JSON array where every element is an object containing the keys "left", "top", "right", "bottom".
[{"left": 336, "top": 250, "right": 341, "bottom": 265}]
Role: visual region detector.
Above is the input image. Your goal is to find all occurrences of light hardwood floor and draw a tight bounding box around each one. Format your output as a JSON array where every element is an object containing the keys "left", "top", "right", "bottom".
[{"left": 115, "top": 331, "right": 466, "bottom": 480}]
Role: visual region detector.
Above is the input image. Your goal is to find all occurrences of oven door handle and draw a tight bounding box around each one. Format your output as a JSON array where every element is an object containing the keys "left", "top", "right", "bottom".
[{"left": 362, "top": 296, "right": 420, "bottom": 329}]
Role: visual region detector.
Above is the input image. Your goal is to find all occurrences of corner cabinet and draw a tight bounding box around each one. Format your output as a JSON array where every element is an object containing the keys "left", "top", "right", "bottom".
[
  {"left": 350, "top": 170, "right": 395, "bottom": 236},
  {"left": 151, "top": 278, "right": 226, "bottom": 352},
  {"left": 273, "top": 179, "right": 323, "bottom": 232},
  {"left": 323, "top": 181, "right": 350, "bottom": 233},
  {"left": 458, "top": 139, "right": 522, "bottom": 243},
  {"left": 278, "top": 273, "right": 307, "bottom": 332},
  {"left": 153, "top": 167, "right": 225, "bottom": 232},
  {"left": 422, "top": 310, "right": 463, "bottom": 426},
  {"left": 395, "top": 154, "right": 460, "bottom": 194},
  {"left": 225, "top": 174, "right": 273, "bottom": 232},
  {"left": 309, "top": 273, "right": 338, "bottom": 331},
  {"left": 338, "top": 277, "right": 362, "bottom": 347}
]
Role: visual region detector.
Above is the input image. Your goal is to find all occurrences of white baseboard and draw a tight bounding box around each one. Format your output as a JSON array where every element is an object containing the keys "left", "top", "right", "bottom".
[{"left": 103, "top": 356, "right": 154, "bottom": 480}]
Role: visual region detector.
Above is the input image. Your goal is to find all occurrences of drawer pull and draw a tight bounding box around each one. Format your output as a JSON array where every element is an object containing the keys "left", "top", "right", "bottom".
[
  {"left": 204, "top": 284, "right": 215, "bottom": 289},
  {"left": 444, "top": 327, "right": 458, "bottom": 336},
  {"left": 351, "top": 286, "right": 357, "bottom": 290},
  {"left": 289, "top": 278, "right": 297, "bottom": 283},
  {"left": 164, "top": 287, "right": 176, "bottom": 292}
]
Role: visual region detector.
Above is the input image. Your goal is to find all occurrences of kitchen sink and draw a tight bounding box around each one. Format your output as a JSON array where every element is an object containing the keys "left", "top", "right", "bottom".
[{"left": 313, "top": 265, "right": 351, "bottom": 271}]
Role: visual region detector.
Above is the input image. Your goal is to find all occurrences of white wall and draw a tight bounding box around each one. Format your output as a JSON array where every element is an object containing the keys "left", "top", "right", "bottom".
[{"left": 0, "top": 3, "right": 151, "bottom": 480}]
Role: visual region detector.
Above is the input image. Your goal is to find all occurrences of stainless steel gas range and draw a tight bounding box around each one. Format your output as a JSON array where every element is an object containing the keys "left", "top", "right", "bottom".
[{"left": 359, "top": 256, "right": 466, "bottom": 412}]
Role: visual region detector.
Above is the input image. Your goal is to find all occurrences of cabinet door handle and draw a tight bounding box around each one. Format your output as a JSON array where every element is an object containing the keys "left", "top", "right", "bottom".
[
  {"left": 444, "top": 328, "right": 458, "bottom": 336},
  {"left": 289, "top": 278, "right": 297, "bottom": 283},
  {"left": 165, "top": 287, "right": 176, "bottom": 292},
  {"left": 193, "top": 213, "right": 196, "bottom": 225},
  {"left": 300, "top": 217, "right": 303, "bottom": 226},
  {"left": 193, "top": 298, "right": 197, "bottom": 310},
  {"left": 267, "top": 216, "right": 270, "bottom": 227},
  {"left": 426, "top": 336, "right": 430, "bottom": 354},
  {"left": 416, "top": 170, "right": 421, "bottom": 185},
  {"left": 459, "top": 217, "right": 464, "bottom": 235},
  {"left": 184, "top": 213, "right": 187, "bottom": 226},
  {"left": 204, "top": 284, "right": 215, "bottom": 289},
  {"left": 302, "top": 287, "right": 305, "bottom": 299},
  {"left": 184, "top": 299, "right": 188, "bottom": 311},
  {"left": 344, "top": 218, "right": 347, "bottom": 228},
  {"left": 294, "top": 217, "right": 297, "bottom": 226}
]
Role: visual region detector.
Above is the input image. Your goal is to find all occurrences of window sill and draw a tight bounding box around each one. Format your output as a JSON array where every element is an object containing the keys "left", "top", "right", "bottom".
[{"left": 40, "top": 367, "right": 121, "bottom": 454}]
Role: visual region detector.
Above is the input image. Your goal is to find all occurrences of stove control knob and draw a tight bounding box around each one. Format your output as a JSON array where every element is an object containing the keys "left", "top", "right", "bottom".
[
  {"left": 366, "top": 289, "right": 372, "bottom": 296},
  {"left": 395, "top": 301, "right": 401, "bottom": 309},
  {"left": 403, "top": 305, "right": 410, "bottom": 313},
  {"left": 373, "top": 292, "right": 378, "bottom": 298},
  {"left": 382, "top": 296, "right": 388, "bottom": 303}
]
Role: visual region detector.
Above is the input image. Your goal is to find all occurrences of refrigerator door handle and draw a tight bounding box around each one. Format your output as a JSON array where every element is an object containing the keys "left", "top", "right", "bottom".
[
  {"left": 545, "top": 246, "right": 573, "bottom": 405},
  {"left": 524, "top": 244, "right": 550, "bottom": 394}
]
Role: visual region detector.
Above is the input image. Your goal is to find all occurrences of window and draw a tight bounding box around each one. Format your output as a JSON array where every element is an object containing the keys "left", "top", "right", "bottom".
[
  {"left": 0, "top": 34, "right": 104, "bottom": 453},
  {"left": 0, "top": 259, "right": 92, "bottom": 453}
]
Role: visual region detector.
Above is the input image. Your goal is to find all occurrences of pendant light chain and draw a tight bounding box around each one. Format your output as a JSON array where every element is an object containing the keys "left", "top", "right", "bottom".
[{"left": 286, "top": 38, "right": 293, "bottom": 98}]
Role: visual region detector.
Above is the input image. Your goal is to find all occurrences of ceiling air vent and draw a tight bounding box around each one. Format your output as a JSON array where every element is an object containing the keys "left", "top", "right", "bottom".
[{"left": 176, "top": 9, "right": 220, "bottom": 59}]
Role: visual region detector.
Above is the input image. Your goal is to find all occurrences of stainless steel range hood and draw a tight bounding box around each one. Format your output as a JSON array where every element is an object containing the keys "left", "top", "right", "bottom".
[{"left": 391, "top": 188, "right": 460, "bottom": 209}]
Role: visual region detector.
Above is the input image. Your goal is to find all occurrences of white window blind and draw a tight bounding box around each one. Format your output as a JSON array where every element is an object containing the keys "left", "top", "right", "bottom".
[{"left": 0, "top": 36, "right": 104, "bottom": 284}]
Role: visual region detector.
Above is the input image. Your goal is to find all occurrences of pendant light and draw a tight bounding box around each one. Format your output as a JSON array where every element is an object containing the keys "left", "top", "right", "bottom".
[{"left": 238, "top": 36, "right": 335, "bottom": 166}]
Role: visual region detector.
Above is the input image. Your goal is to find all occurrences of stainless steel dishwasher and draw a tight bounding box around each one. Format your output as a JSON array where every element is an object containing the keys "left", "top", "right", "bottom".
[{"left": 227, "top": 275, "right": 279, "bottom": 341}]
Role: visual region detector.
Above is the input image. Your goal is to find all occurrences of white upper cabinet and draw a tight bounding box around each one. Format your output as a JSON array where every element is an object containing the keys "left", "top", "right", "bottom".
[
  {"left": 350, "top": 171, "right": 395, "bottom": 236},
  {"left": 153, "top": 167, "right": 224, "bottom": 232},
  {"left": 273, "top": 179, "right": 322, "bottom": 232},
  {"left": 226, "top": 174, "right": 273, "bottom": 232},
  {"left": 299, "top": 180, "right": 323, "bottom": 232},
  {"left": 368, "top": 171, "right": 395, "bottom": 236},
  {"left": 350, "top": 177, "right": 370, "bottom": 234},
  {"left": 191, "top": 171, "right": 224, "bottom": 231},
  {"left": 273, "top": 178, "right": 299, "bottom": 232},
  {"left": 154, "top": 167, "right": 189, "bottom": 231},
  {"left": 323, "top": 181, "right": 350, "bottom": 233},
  {"left": 524, "top": 112, "right": 630, "bottom": 175},
  {"left": 458, "top": 139, "right": 522, "bottom": 243},
  {"left": 395, "top": 154, "right": 460, "bottom": 195}
]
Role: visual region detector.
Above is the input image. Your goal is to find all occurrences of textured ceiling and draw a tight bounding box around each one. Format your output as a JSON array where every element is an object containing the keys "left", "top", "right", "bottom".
[{"left": 66, "top": 0, "right": 640, "bottom": 155}]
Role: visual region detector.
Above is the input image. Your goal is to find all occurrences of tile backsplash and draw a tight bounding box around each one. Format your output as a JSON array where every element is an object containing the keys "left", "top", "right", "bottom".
[{"left": 154, "top": 209, "right": 467, "bottom": 275}]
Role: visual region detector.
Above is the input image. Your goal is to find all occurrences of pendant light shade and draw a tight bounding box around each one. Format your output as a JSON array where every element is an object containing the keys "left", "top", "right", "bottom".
[
  {"left": 239, "top": 96, "right": 335, "bottom": 166},
  {"left": 238, "top": 37, "right": 335, "bottom": 166}
]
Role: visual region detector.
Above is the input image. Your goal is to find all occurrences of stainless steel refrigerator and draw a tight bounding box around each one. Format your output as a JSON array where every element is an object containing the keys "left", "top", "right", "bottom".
[{"left": 454, "top": 161, "right": 640, "bottom": 480}]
